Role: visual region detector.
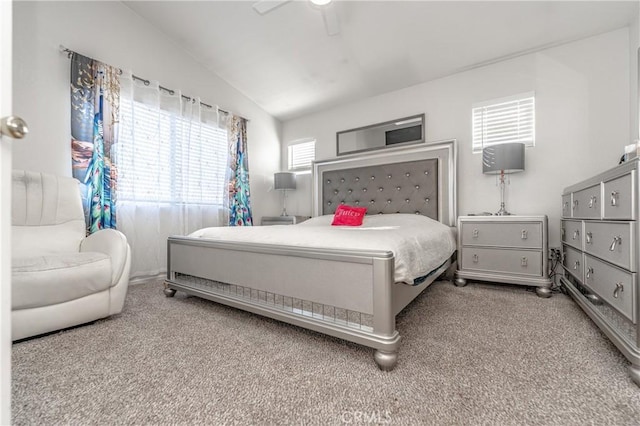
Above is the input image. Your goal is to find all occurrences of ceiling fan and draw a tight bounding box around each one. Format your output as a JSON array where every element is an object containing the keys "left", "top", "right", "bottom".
[{"left": 252, "top": 0, "right": 340, "bottom": 36}]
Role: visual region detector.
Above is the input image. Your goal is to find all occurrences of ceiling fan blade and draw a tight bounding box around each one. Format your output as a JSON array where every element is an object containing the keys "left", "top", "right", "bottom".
[
  {"left": 321, "top": 3, "right": 340, "bottom": 36},
  {"left": 252, "top": 0, "right": 292, "bottom": 15}
]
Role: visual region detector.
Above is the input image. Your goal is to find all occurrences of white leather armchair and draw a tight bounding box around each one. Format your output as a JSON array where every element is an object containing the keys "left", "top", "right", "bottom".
[{"left": 11, "top": 170, "right": 131, "bottom": 340}]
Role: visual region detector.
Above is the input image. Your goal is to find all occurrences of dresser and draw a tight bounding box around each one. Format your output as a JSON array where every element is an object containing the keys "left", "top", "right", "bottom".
[
  {"left": 455, "top": 215, "right": 552, "bottom": 297},
  {"left": 560, "top": 159, "right": 640, "bottom": 386}
]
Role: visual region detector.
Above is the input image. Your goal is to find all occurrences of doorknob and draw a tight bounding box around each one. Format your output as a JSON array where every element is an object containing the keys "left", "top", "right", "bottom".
[{"left": 0, "top": 116, "right": 28, "bottom": 139}]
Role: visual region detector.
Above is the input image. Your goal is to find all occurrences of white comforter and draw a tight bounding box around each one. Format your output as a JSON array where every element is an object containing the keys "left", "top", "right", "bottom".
[{"left": 189, "top": 214, "right": 456, "bottom": 284}]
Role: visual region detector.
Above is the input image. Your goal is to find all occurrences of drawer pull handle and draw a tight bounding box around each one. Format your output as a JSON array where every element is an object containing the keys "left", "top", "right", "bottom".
[
  {"left": 472, "top": 254, "right": 479, "bottom": 263},
  {"left": 585, "top": 232, "right": 592, "bottom": 244},
  {"left": 563, "top": 201, "right": 569, "bottom": 211},
  {"left": 586, "top": 267, "right": 594, "bottom": 279},
  {"left": 472, "top": 229, "right": 479, "bottom": 238},
  {"left": 573, "top": 200, "right": 579, "bottom": 210},
  {"left": 609, "top": 236, "right": 622, "bottom": 251},
  {"left": 611, "top": 191, "right": 619, "bottom": 207},
  {"left": 588, "top": 196, "right": 597, "bottom": 208},
  {"left": 561, "top": 228, "right": 565, "bottom": 237},
  {"left": 521, "top": 257, "right": 528, "bottom": 267},
  {"left": 573, "top": 260, "right": 580, "bottom": 270},
  {"left": 572, "top": 229, "right": 580, "bottom": 240},
  {"left": 613, "top": 282, "right": 624, "bottom": 299},
  {"left": 521, "top": 230, "right": 528, "bottom": 240}
]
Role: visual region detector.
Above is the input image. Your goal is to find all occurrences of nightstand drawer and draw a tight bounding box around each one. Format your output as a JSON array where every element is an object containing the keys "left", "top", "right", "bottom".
[
  {"left": 562, "top": 244, "right": 583, "bottom": 283},
  {"left": 603, "top": 172, "right": 635, "bottom": 220},
  {"left": 261, "top": 216, "right": 309, "bottom": 226},
  {"left": 460, "top": 247, "right": 542, "bottom": 276},
  {"left": 583, "top": 221, "right": 635, "bottom": 271},
  {"left": 460, "top": 221, "right": 541, "bottom": 248},
  {"left": 584, "top": 254, "right": 636, "bottom": 323},
  {"left": 561, "top": 219, "right": 583, "bottom": 250}
]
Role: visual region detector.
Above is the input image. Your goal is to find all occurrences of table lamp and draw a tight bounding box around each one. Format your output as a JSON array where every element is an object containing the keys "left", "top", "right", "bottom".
[
  {"left": 482, "top": 143, "right": 525, "bottom": 215},
  {"left": 274, "top": 172, "right": 297, "bottom": 216}
]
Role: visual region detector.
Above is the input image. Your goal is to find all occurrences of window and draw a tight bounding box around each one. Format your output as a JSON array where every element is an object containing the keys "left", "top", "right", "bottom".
[
  {"left": 116, "top": 99, "right": 228, "bottom": 205},
  {"left": 472, "top": 92, "right": 535, "bottom": 153},
  {"left": 288, "top": 139, "right": 316, "bottom": 171}
]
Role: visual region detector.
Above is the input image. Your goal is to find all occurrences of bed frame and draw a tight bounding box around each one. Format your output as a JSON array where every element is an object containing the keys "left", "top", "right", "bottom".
[{"left": 163, "top": 140, "right": 457, "bottom": 370}]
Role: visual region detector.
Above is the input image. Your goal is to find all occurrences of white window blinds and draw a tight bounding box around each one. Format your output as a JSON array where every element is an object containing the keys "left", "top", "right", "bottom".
[
  {"left": 116, "top": 99, "right": 228, "bottom": 205},
  {"left": 288, "top": 140, "right": 316, "bottom": 171},
  {"left": 472, "top": 93, "right": 535, "bottom": 153}
]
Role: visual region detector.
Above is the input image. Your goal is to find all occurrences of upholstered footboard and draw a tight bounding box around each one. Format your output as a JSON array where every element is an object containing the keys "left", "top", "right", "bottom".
[
  {"left": 165, "top": 141, "right": 458, "bottom": 368},
  {"left": 164, "top": 236, "right": 451, "bottom": 370}
]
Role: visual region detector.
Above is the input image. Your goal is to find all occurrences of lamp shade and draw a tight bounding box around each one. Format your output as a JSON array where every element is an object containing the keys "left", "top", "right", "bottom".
[
  {"left": 482, "top": 143, "right": 525, "bottom": 175},
  {"left": 274, "top": 172, "right": 296, "bottom": 190}
]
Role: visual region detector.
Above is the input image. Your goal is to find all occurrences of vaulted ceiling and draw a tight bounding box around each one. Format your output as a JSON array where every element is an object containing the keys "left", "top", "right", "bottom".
[{"left": 124, "top": 1, "right": 638, "bottom": 121}]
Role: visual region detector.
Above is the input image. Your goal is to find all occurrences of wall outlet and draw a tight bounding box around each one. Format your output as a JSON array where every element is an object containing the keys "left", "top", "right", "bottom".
[{"left": 549, "top": 247, "right": 562, "bottom": 261}]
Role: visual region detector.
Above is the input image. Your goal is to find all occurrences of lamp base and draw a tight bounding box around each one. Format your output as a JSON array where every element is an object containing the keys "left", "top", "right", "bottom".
[
  {"left": 280, "top": 190, "right": 289, "bottom": 216},
  {"left": 495, "top": 172, "right": 514, "bottom": 216},
  {"left": 495, "top": 202, "right": 513, "bottom": 216}
]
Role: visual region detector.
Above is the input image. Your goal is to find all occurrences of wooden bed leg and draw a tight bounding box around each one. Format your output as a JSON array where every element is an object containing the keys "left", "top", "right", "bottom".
[
  {"left": 163, "top": 282, "right": 177, "bottom": 298},
  {"left": 454, "top": 276, "right": 467, "bottom": 287},
  {"left": 629, "top": 364, "right": 640, "bottom": 387},
  {"left": 374, "top": 350, "right": 398, "bottom": 371},
  {"left": 535, "top": 286, "right": 552, "bottom": 298}
]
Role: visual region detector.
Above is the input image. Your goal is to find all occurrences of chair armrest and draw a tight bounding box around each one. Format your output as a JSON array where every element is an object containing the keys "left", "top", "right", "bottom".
[{"left": 80, "top": 229, "right": 129, "bottom": 286}]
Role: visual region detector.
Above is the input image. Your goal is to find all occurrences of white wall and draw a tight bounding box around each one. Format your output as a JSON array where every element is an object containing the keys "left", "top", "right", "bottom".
[
  {"left": 632, "top": 12, "right": 640, "bottom": 142},
  {"left": 12, "top": 1, "right": 282, "bottom": 224},
  {"left": 283, "top": 28, "right": 632, "bottom": 248}
]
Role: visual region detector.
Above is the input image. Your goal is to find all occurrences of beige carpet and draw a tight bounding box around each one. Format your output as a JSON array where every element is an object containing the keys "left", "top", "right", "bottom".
[{"left": 12, "top": 279, "right": 640, "bottom": 425}]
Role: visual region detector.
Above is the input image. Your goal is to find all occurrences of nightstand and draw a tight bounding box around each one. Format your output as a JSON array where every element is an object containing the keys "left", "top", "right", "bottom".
[
  {"left": 455, "top": 215, "right": 552, "bottom": 298},
  {"left": 261, "top": 215, "right": 310, "bottom": 226}
]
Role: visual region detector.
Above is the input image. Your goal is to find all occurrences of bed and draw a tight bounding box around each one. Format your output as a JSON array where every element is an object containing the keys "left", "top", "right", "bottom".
[{"left": 163, "top": 140, "right": 457, "bottom": 370}]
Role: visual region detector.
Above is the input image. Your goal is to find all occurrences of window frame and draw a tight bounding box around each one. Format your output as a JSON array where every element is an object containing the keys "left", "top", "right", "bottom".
[
  {"left": 472, "top": 92, "right": 535, "bottom": 153},
  {"left": 287, "top": 139, "right": 316, "bottom": 172},
  {"left": 116, "top": 98, "right": 228, "bottom": 206}
]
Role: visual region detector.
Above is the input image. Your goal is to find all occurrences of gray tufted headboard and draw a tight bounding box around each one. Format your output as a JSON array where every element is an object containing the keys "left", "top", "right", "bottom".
[
  {"left": 313, "top": 140, "right": 457, "bottom": 226},
  {"left": 321, "top": 159, "right": 438, "bottom": 218}
]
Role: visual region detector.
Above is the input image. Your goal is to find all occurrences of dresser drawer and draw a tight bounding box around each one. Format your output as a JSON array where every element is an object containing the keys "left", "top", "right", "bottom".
[
  {"left": 603, "top": 172, "right": 635, "bottom": 220},
  {"left": 561, "top": 194, "right": 572, "bottom": 218},
  {"left": 561, "top": 219, "right": 582, "bottom": 250},
  {"left": 583, "top": 221, "right": 635, "bottom": 271},
  {"left": 460, "top": 247, "right": 542, "bottom": 276},
  {"left": 584, "top": 254, "right": 636, "bottom": 323},
  {"left": 562, "top": 244, "right": 584, "bottom": 283},
  {"left": 572, "top": 184, "right": 601, "bottom": 219},
  {"left": 460, "top": 221, "right": 542, "bottom": 248}
]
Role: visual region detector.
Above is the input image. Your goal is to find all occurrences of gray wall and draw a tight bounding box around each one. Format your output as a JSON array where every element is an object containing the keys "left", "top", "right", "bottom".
[{"left": 282, "top": 28, "right": 634, "bottom": 249}]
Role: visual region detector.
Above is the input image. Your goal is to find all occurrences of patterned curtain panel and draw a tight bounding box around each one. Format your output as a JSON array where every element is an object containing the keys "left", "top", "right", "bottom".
[
  {"left": 225, "top": 115, "right": 253, "bottom": 226},
  {"left": 70, "top": 53, "right": 120, "bottom": 233}
]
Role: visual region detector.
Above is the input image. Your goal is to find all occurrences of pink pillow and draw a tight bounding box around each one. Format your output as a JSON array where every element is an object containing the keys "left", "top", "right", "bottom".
[{"left": 331, "top": 205, "right": 368, "bottom": 226}]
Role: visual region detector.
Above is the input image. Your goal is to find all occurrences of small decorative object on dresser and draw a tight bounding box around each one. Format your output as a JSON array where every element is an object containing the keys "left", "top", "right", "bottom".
[
  {"left": 261, "top": 216, "right": 309, "bottom": 226},
  {"left": 560, "top": 158, "right": 640, "bottom": 386},
  {"left": 455, "top": 215, "right": 552, "bottom": 298}
]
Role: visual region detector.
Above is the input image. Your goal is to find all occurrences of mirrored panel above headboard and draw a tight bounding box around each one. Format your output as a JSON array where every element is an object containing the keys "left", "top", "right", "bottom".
[{"left": 336, "top": 114, "right": 425, "bottom": 156}]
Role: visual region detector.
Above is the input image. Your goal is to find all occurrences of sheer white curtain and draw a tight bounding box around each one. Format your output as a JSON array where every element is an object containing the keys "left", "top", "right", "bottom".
[{"left": 114, "top": 72, "right": 227, "bottom": 279}]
